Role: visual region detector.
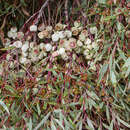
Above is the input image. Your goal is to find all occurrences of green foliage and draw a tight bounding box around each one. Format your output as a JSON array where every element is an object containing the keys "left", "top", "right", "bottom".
[{"left": 0, "top": 0, "right": 130, "bottom": 129}]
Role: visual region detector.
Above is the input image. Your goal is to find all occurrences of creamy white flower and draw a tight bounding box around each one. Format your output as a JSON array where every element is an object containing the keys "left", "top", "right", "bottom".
[
  {"left": 69, "top": 38, "right": 77, "bottom": 49},
  {"left": 6, "top": 54, "right": 11, "bottom": 61},
  {"left": 86, "top": 44, "right": 93, "bottom": 50},
  {"left": 76, "top": 48, "right": 81, "bottom": 54},
  {"left": 71, "top": 27, "right": 79, "bottom": 36},
  {"left": 58, "top": 31, "right": 66, "bottom": 39},
  {"left": 20, "top": 57, "right": 27, "bottom": 64},
  {"left": 52, "top": 51, "right": 59, "bottom": 57},
  {"left": 92, "top": 42, "right": 98, "bottom": 49},
  {"left": 17, "top": 32, "right": 24, "bottom": 39},
  {"left": 21, "top": 43, "right": 29, "bottom": 52},
  {"left": 61, "top": 53, "right": 68, "bottom": 60},
  {"left": 11, "top": 27, "right": 17, "bottom": 33},
  {"left": 32, "top": 46, "right": 39, "bottom": 55},
  {"left": 52, "top": 33, "right": 59, "bottom": 42},
  {"left": 74, "top": 20, "right": 81, "bottom": 28},
  {"left": 46, "top": 26, "right": 52, "bottom": 32},
  {"left": 55, "top": 23, "right": 63, "bottom": 31},
  {"left": 79, "top": 34, "right": 86, "bottom": 41},
  {"left": 38, "top": 52, "right": 44, "bottom": 59},
  {"left": 9, "top": 61, "right": 14, "bottom": 68},
  {"left": 90, "top": 26, "right": 97, "bottom": 34},
  {"left": 65, "top": 30, "right": 72, "bottom": 38},
  {"left": 77, "top": 40, "right": 83, "bottom": 47},
  {"left": 7, "top": 31, "right": 13, "bottom": 38},
  {"left": 78, "top": 26, "right": 83, "bottom": 32},
  {"left": 84, "top": 38, "right": 91, "bottom": 45},
  {"left": 38, "top": 32, "right": 44, "bottom": 39},
  {"left": 30, "top": 42, "right": 36, "bottom": 48},
  {"left": 81, "top": 29, "right": 88, "bottom": 37},
  {"left": 83, "top": 49, "right": 89, "bottom": 56},
  {"left": 64, "top": 40, "right": 70, "bottom": 50},
  {"left": 4, "top": 38, "right": 11, "bottom": 46},
  {"left": 96, "top": 39, "right": 103, "bottom": 43},
  {"left": 43, "top": 52, "right": 47, "bottom": 57},
  {"left": 38, "top": 23, "right": 45, "bottom": 31},
  {"left": 30, "top": 25, "right": 37, "bottom": 32},
  {"left": 45, "top": 43, "right": 52, "bottom": 52},
  {"left": 22, "top": 52, "right": 28, "bottom": 57},
  {"left": 12, "top": 32, "right": 17, "bottom": 39},
  {"left": 72, "top": 54, "right": 76, "bottom": 60},
  {"left": 85, "top": 55, "right": 92, "bottom": 60},
  {"left": 58, "top": 48, "right": 65, "bottom": 55},
  {"left": 38, "top": 30, "right": 49, "bottom": 38},
  {"left": 33, "top": 88, "right": 39, "bottom": 95},
  {"left": 39, "top": 43, "right": 45, "bottom": 50},
  {"left": 62, "top": 24, "right": 67, "bottom": 29},
  {"left": 13, "top": 40, "right": 22, "bottom": 48},
  {"left": 31, "top": 56, "right": 38, "bottom": 62}
]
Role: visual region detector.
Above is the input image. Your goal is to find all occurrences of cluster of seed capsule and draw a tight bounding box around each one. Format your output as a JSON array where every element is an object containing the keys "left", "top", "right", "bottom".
[{"left": 3, "top": 21, "right": 104, "bottom": 72}]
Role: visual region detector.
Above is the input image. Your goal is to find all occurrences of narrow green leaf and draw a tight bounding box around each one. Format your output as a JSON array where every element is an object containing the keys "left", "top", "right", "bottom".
[
  {"left": 87, "top": 118, "right": 94, "bottom": 130},
  {"left": 98, "top": 64, "right": 108, "bottom": 83},
  {"left": 116, "top": 116, "right": 130, "bottom": 128},
  {"left": 51, "top": 120, "right": 57, "bottom": 130},
  {"left": 54, "top": 119, "right": 65, "bottom": 130},
  {"left": 98, "top": 0, "right": 107, "bottom": 4},
  {"left": 28, "top": 118, "right": 32, "bottom": 130},
  {"left": 106, "top": 106, "right": 110, "bottom": 123},
  {"left": 37, "top": 103, "right": 41, "bottom": 116},
  {"left": 34, "top": 112, "right": 51, "bottom": 130},
  {"left": 110, "top": 70, "right": 117, "bottom": 85},
  {"left": 0, "top": 100, "right": 10, "bottom": 115}
]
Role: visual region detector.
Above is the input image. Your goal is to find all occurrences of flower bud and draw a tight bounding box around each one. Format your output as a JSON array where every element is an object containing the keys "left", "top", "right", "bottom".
[{"left": 30, "top": 25, "right": 37, "bottom": 32}]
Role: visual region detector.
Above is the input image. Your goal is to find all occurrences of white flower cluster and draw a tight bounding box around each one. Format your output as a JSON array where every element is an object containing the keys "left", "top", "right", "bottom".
[
  {"left": 4, "top": 22, "right": 103, "bottom": 72},
  {"left": 7, "top": 27, "right": 17, "bottom": 39}
]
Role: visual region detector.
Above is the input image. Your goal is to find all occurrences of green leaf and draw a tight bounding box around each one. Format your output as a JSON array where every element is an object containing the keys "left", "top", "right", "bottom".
[
  {"left": 116, "top": 116, "right": 130, "bottom": 128},
  {"left": 109, "top": 120, "right": 113, "bottom": 130},
  {"left": 0, "top": 100, "right": 10, "bottom": 115},
  {"left": 51, "top": 120, "right": 57, "bottom": 130},
  {"left": 98, "top": 0, "right": 107, "bottom": 4},
  {"left": 110, "top": 70, "right": 117, "bottom": 85},
  {"left": 106, "top": 106, "right": 110, "bottom": 123},
  {"left": 117, "top": 22, "right": 124, "bottom": 34},
  {"left": 125, "top": 67, "right": 130, "bottom": 78},
  {"left": 104, "top": 15, "right": 116, "bottom": 21},
  {"left": 87, "top": 118, "right": 94, "bottom": 130},
  {"left": 54, "top": 119, "right": 65, "bottom": 130},
  {"left": 36, "top": 103, "right": 41, "bottom": 116},
  {"left": 5, "top": 85, "right": 17, "bottom": 95},
  {"left": 123, "top": 57, "right": 130, "bottom": 68},
  {"left": 34, "top": 112, "right": 51, "bottom": 130},
  {"left": 86, "top": 90, "right": 100, "bottom": 100},
  {"left": 28, "top": 118, "right": 32, "bottom": 130},
  {"left": 20, "top": 0, "right": 27, "bottom": 6},
  {"left": 0, "top": 46, "right": 15, "bottom": 51},
  {"left": 98, "top": 64, "right": 108, "bottom": 83}
]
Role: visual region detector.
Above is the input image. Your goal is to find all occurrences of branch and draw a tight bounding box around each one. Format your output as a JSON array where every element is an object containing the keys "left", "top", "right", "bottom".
[
  {"left": 35, "top": 0, "right": 50, "bottom": 25},
  {"left": 65, "top": 0, "right": 69, "bottom": 25},
  {"left": 20, "top": 0, "right": 50, "bottom": 32}
]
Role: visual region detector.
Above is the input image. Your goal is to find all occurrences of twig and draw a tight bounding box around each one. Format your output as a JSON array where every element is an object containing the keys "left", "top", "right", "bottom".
[
  {"left": 47, "top": 4, "right": 51, "bottom": 25},
  {"left": 20, "top": 0, "right": 50, "bottom": 31},
  {"left": 35, "top": 0, "right": 50, "bottom": 25},
  {"left": 75, "top": 0, "right": 87, "bottom": 24},
  {"left": 65, "top": 0, "right": 69, "bottom": 25},
  {"left": 20, "top": 11, "right": 39, "bottom": 32}
]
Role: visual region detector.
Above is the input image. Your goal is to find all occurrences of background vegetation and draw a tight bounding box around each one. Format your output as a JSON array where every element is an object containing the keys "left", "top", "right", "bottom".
[{"left": 0, "top": 0, "right": 130, "bottom": 129}]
